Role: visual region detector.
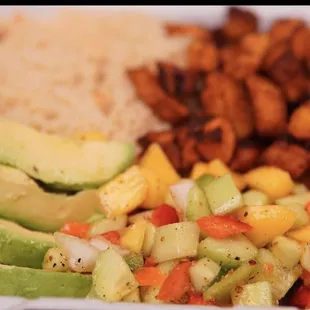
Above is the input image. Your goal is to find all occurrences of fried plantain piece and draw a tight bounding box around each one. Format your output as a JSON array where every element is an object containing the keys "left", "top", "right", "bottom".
[
  {"left": 187, "top": 40, "right": 219, "bottom": 72},
  {"left": 263, "top": 41, "right": 308, "bottom": 102},
  {"left": 157, "top": 62, "right": 200, "bottom": 96},
  {"left": 128, "top": 67, "right": 189, "bottom": 124},
  {"left": 180, "top": 138, "right": 200, "bottom": 172},
  {"left": 201, "top": 72, "right": 254, "bottom": 139},
  {"left": 223, "top": 7, "right": 258, "bottom": 41},
  {"left": 261, "top": 140, "right": 309, "bottom": 179},
  {"left": 246, "top": 75, "right": 287, "bottom": 137},
  {"left": 221, "top": 33, "right": 270, "bottom": 81},
  {"left": 291, "top": 27, "right": 310, "bottom": 61},
  {"left": 288, "top": 100, "right": 310, "bottom": 140},
  {"left": 211, "top": 27, "right": 228, "bottom": 48},
  {"left": 138, "top": 130, "right": 175, "bottom": 149},
  {"left": 230, "top": 142, "right": 261, "bottom": 172},
  {"left": 161, "top": 143, "right": 182, "bottom": 172},
  {"left": 165, "top": 23, "right": 211, "bottom": 41},
  {"left": 270, "top": 18, "right": 305, "bottom": 44},
  {"left": 196, "top": 117, "right": 236, "bottom": 164}
]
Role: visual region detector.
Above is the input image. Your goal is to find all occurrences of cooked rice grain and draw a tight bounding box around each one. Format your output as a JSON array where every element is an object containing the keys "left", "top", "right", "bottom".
[{"left": 0, "top": 10, "right": 190, "bottom": 143}]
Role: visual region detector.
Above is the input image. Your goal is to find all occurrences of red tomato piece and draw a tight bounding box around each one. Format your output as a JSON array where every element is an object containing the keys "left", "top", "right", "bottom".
[
  {"left": 157, "top": 261, "right": 192, "bottom": 302},
  {"left": 197, "top": 215, "right": 252, "bottom": 238},
  {"left": 101, "top": 231, "right": 120, "bottom": 245},
  {"left": 60, "top": 222, "right": 90, "bottom": 239},
  {"left": 151, "top": 204, "right": 179, "bottom": 227},
  {"left": 187, "top": 292, "right": 216, "bottom": 305},
  {"left": 134, "top": 267, "right": 166, "bottom": 287},
  {"left": 289, "top": 285, "right": 310, "bottom": 309}
]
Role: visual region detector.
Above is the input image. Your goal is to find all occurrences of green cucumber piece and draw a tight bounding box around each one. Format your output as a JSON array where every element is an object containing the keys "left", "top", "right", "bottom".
[
  {"left": 198, "top": 235, "right": 258, "bottom": 268},
  {"left": 293, "top": 183, "right": 309, "bottom": 195},
  {"left": 92, "top": 248, "right": 138, "bottom": 302},
  {"left": 231, "top": 281, "right": 273, "bottom": 306},
  {"left": 189, "top": 257, "right": 220, "bottom": 292},
  {"left": 206, "top": 174, "right": 243, "bottom": 215},
  {"left": 203, "top": 263, "right": 256, "bottom": 304},
  {"left": 270, "top": 236, "right": 302, "bottom": 268},
  {"left": 87, "top": 215, "right": 127, "bottom": 237},
  {"left": 196, "top": 174, "right": 216, "bottom": 193},
  {"left": 186, "top": 184, "right": 211, "bottom": 221},
  {"left": 276, "top": 193, "right": 310, "bottom": 206},
  {"left": 283, "top": 204, "right": 309, "bottom": 229},
  {"left": 124, "top": 253, "right": 144, "bottom": 272},
  {"left": 158, "top": 259, "right": 180, "bottom": 276},
  {"left": 242, "top": 190, "right": 270, "bottom": 206},
  {"left": 86, "top": 213, "right": 105, "bottom": 224}
]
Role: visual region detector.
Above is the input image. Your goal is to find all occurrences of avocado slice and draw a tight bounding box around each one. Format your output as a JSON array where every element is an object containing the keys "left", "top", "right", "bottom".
[
  {"left": 0, "top": 219, "right": 55, "bottom": 268},
  {"left": 0, "top": 120, "right": 135, "bottom": 190},
  {"left": 0, "top": 264, "right": 92, "bottom": 298},
  {"left": 0, "top": 165, "right": 100, "bottom": 232},
  {"left": 0, "top": 219, "right": 55, "bottom": 269}
]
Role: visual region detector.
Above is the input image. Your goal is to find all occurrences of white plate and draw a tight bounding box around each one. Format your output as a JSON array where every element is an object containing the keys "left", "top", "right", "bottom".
[{"left": 0, "top": 4, "right": 309, "bottom": 310}]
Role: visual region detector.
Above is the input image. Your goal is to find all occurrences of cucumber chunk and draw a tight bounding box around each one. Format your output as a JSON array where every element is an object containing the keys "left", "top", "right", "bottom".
[
  {"left": 186, "top": 184, "right": 211, "bottom": 221},
  {"left": 141, "top": 286, "right": 164, "bottom": 304},
  {"left": 87, "top": 215, "right": 127, "bottom": 237},
  {"left": 92, "top": 248, "right": 138, "bottom": 302},
  {"left": 243, "top": 190, "right": 270, "bottom": 206},
  {"left": 189, "top": 257, "right": 220, "bottom": 292},
  {"left": 124, "top": 253, "right": 144, "bottom": 272},
  {"left": 301, "top": 243, "right": 310, "bottom": 272},
  {"left": 196, "top": 174, "right": 216, "bottom": 193},
  {"left": 198, "top": 235, "right": 258, "bottom": 268},
  {"left": 205, "top": 174, "right": 243, "bottom": 215},
  {"left": 276, "top": 193, "right": 310, "bottom": 206},
  {"left": 142, "top": 222, "right": 156, "bottom": 257},
  {"left": 122, "top": 288, "right": 141, "bottom": 303},
  {"left": 158, "top": 259, "right": 180, "bottom": 276},
  {"left": 249, "top": 250, "right": 302, "bottom": 301},
  {"left": 283, "top": 204, "right": 309, "bottom": 229},
  {"left": 151, "top": 222, "right": 199, "bottom": 263},
  {"left": 203, "top": 263, "right": 256, "bottom": 304},
  {"left": 270, "top": 236, "right": 302, "bottom": 268},
  {"left": 231, "top": 281, "right": 273, "bottom": 306}
]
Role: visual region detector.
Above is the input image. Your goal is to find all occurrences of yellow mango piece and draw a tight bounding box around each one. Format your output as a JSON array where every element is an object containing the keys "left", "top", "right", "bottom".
[
  {"left": 98, "top": 165, "right": 148, "bottom": 217},
  {"left": 120, "top": 219, "right": 148, "bottom": 253},
  {"left": 140, "top": 168, "right": 168, "bottom": 209},
  {"left": 139, "top": 143, "right": 180, "bottom": 185},
  {"left": 287, "top": 225, "right": 310, "bottom": 243},
  {"left": 244, "top": 166, "right": 294, "bottom": 200},
  {"left": 235, "top": 205, "right": 296, "bottom": 247},
  {"left": 190, "top": 160, "right": 246, "bottom": 191},
  {"left": 72, "top": 131, "right": 108, "bottom": 141}
]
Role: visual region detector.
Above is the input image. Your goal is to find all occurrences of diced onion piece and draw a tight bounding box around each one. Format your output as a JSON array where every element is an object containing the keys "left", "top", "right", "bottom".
[
  {"left": 54, "top": 232, "right": 99, "bottom": 273},
  {"left": 169, "top": 180, "right": 195, "bottom": 212}
]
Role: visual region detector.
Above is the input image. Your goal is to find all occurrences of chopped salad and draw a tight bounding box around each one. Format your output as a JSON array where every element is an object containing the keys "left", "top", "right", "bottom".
[{"left": 43, "top": 143, "right": 310, "bottom": 308}]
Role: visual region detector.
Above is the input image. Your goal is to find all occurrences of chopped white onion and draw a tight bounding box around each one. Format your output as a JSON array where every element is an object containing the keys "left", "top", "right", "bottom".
[
  {"left": 54, "top": 232, "right": 99, "bottom": 273},
  {"left": 89, "top": 235, "right": 130, "bottom": 257},
  {"left": 169, "top": 180, "right": 195, "bottom": 212}
]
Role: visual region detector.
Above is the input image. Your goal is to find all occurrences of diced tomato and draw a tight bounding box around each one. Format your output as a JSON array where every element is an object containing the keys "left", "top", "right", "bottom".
[
  {"left": 302, "top": 270, "right": 310, "bottom": 288},
  {"left": 262, "top": 263, "right": 274, "bottom": 275},
  {"left": 187, "top": 292, "right": 216, "bottom": 306},
  {"left": 157, "top": 261, "right": 192, "bottom": 302},
  {"left": 151, "top": 204, "right": 179, "bottom": 227},
  {"left": 144, "top": 257, "right": 157, "bottom": 267},
  {"left": 60, "top": 222, "right": 90, "bottom": 239},
  {"left": 306, "top": 202, "right": 310, "bottom": 216},
  {"left": 197, "top": 215, "right": 252, "bottom": 239},
  {"left": 134, "top": 267, "right": 166, "bottom": 287},
  {"left": 101, "top": 231, "right": 120, "bottom": 245},
  {"left": 289, "top": 285, "right": 310, "bottom": 309}
]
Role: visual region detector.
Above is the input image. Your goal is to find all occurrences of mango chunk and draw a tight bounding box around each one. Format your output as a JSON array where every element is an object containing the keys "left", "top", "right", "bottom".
[
  {"left": 120, "top": 219, "right": 148, "bottom": 253},
  {"left": 139, "top": 143, "right": 180, "bottom": 185},
  {"left": 98, "top": 165, "right": 148, "bottom": 217},
  {"left": 190, "top": 160, "right": 246, "bottom": 191},
  {"left": 235, "top": 205, "right": 296, "bottom": 247},
  {"left": 287, "top": 225, "right": 310, "bottom": 243},
  {"left": 244, "top": 166, "right": 294, "bottom": 200},
  {"left": 140, "top": 168, "right": 168, "bottom": 209}
]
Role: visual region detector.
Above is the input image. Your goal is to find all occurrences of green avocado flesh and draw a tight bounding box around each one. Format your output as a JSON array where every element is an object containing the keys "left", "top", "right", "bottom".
[
  {"left": 0, "top": 219, "right": 55, "bottom": 269},
  {"left": 0, "top": 264, "right": 92, "bottom": 298},
  {"left": 0, "top": 120, "right": 135, "bottom": 190},
  {"left": 0, "top": 165, "right": 100, "bottom": 232}
]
